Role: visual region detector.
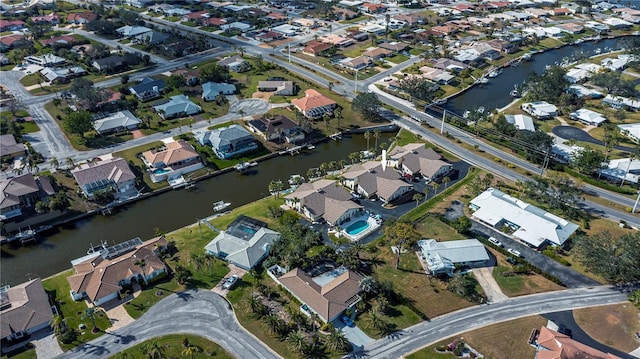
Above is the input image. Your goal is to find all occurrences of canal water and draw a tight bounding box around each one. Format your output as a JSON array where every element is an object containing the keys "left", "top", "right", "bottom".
[
  {"left": 443, "top": 37, "right": 630, "bottom": 115},
  {"left": 1, "top": 132, "right": 396, "bottom": 285}
]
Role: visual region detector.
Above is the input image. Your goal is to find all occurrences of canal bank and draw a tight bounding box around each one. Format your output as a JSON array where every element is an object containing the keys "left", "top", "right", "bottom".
[{"left": 1, "top": 130, "right": 398, "bottom": 286}]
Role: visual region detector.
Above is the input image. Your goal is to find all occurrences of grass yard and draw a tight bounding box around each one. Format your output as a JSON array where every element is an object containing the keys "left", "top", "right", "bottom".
[
  {"left": 490, "top": 247, "right": 563, "bottom": 297},
  {"left": 573, "top": 304, "right": 640, "bottom": 352},
  {"left": 124, "top": 276, "right": 181, "bottom": 319},
  {"left": 355, "top": 303, "right": 422, "bottom": 339},
  {"left": 42, "top": 270, "right": 112, "bottom": 351},
  {"left": 414, "top": 215, "right": 465, "bottom": 241},
  {"left": 107, "top": 334, "right": 234, "bottom": 359},
  {"left": 339, "top": 14, "right": 373, "bottom": 24},
  {"left": 208, "top": 195, "right": 286, "bottom": 230},
  {"left": 0, "top": 345, "right": 36, "bottom": 359},
  {"left": 113, "top": 141, "right": 167, "bottom": 191},
  {"left": 386, "top": 54, "right": 410, "bottom": 64}
]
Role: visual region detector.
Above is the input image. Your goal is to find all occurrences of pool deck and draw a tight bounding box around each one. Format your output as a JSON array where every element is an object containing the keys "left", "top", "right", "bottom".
[
  {"left": 312, "top": 267, "right": 348, "bottom": 286},
  {"left": 341, "top": 215, "right": 381, "bottom": 242}
]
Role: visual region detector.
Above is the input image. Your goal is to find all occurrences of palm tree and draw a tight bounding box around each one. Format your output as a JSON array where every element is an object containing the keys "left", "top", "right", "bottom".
[
  {"left": 621, "top": 145, "right": 640, "bottom": 187},
  {"left": 423, "top": 186, "right": 431, "bottom": 199},
  {"left": 50, "top": 314, "right": 64, "bottom": 335},
  {"left": 365, "top": 309, "right": 390, "bottom": 335},
  {"left": 325, "top": 330, "right": 351, "bottom": 352},
  {"left": 12, "top": 166, "right": 24, "bottom": 176},
  {"left": 203, "top": 253, "right": 215, "bottom": 275},
  {"left": 83, "top": 307, "right": 99, "bottom": 333},
  {"left": 358, "top": 276, "right": 377, "bottom": 297},
  {"left": 65, "top": 157, "right": 75, "bottom": 170},
  {"left": 385, "top": 13, "right": 391, "bottom": 40},
  {"left": 339, "top": 159, "right": 347, "bottom": 169},
  {"left": 264, "top": 313, "right": 287, "bottom": 337},
  {"left": 373, "top": 129, "right": 381, "bottom": 154},
  {"left": 364, "top": 131, "right": 372, "bottom": 151},
  {"left": 323, "top": 112, "right": 331, "bottom": 129},
  {"left": 181, "top": 345, "right": 201, "bottom": 359},
  {"left": 442, "top": 176, "right": 451, "bottom": 189},
  {"left": 134, "top": 258, "right": 148, "bottom": 285},
  {"left": 432, "top": 182, "right": 440, "bottom": 194},
  {"left": 238, "top": 109, "right": 246, "bottom": 121},
  {"left": 412, "top": 193, "right": 423, "bottom": 207},
  {"left": 190, "top": 253, "right": 204, "bottom": 272},
  {"left": 287, "top": 329, "right": 307, "bottom": 354},
  {"left": 49, "top": 157, "right": 59, "bottom": 170},
  {"left": 144, "top": 341, "right": 164, "bottom": 359},
  {"left": 334, "top": 107, "right": 342, "bottom": 129}
]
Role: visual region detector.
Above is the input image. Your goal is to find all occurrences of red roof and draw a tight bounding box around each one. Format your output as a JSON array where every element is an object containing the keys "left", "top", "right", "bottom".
[
  {"left": 362, "top": 2, "right": 386, "bottom": 11},
  {"left": 0, "top": 19, "right": 26, "bottom": 29},
  {"left": 40, "top": 35, "right": 75, "bottom": 46},
  {"left": 292, "top": 89, "right": 336, "bottom": 112},
  {"left": 267, "top": 12, "right": 288, "bottom": 20},
  {"left": 203, "top": 17, "right": 226, "bottom": 26},
  {"left": 30, "top": 12, "right": 60, "bottom": 23},
  {"left": 183, "top": 10, "right": 208, "bottom": 20},
  {"left": 67, "top": 11, "right": 97, "bottom": 22},
  {"left": 0, "top": 34, "right": 27, "bottom": 47}
]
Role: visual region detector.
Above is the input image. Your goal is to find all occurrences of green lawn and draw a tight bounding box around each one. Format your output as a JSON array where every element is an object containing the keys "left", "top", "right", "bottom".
[
  {"left": 492, "top": 265, "right": 524, "bottom": 294},
  {"left": 124, "top": 275, "right": 181, "bottom": 319},
  {"left": 355, "top": 303, "right": 422, "bottom": 339},
  {"left": 113, "top": 141, "right": 167, "bottom": 191},
  {"left": 386, "top": 54, "right": 410, "bottom": 64},
  {"left": 42, "top": 270, "right": 112, "bottom": 351},
  {"left": 340, "top": 15, "right": 373, "bottom": 24},
  {"left": 0, "top": 345, "right": 36, "bottom": 359},
  {"left": 107, "top": 334, "right": 234, "bottom": 359},
  {"left": 209, "top": 195, "right": 286, "bottom": 230}
]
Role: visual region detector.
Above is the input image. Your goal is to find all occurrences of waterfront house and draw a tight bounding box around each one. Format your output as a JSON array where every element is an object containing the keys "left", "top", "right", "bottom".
[
  {"left": 153, "top": 94, "right": 202, "bottom": 119},
  {"left": 116, "top": 25, "right": 152, "bottom": 38},
  {"left": 0, "top": 278, "right": 54, "bottom": 343},
  {"left": 565, "top": 63, "right": 601, "bottom": 83},
  {"left": 72, "top": 157, "right": 138, "bottom": 200},
  {"left": 521, "top": 101, "right": 558, "bottom": 119},
  {"left": 469, "top": 187, "right": 578, "bottom": 248},
  {"left": 386, "top": 143, "right": 453, "bottom": 182},
  {"left": 285, "top": 179, "right": 363, "bottom": 226},
  {"left": 67, "top": 237, "right": 167, "bottom": 306},
  {"left": 0, "top": 174, "right": 55, "bottom": 221},
  {"left": 91, "top": 55, "right": 125, "bottom": 72},
  {"left": 257, "top": 80, "right": 295, "bottom": 96},
  {"left": 92, "top": 110, "right": 142, "bottom": 135},
  {"left": 431, "top": 58, "right": 469, "bottom": 73},
  {"left": 599, "top": 158, "right": 640, "bottom": 185},
  {"left": 533, "top": 326, "right": 622, "bottom": 359},
  {"left": 603, "top": 95, "right": 640, "bottom": 112},
  {"left": 204, "top": 216, "right": 280, "bottom": 270},
  {"left": 418, "top": 239, "right": 489, "bottom": 277},
  {"left": 0, "top": 134, "right": 26, "bottom": 160},
  {"left": 218, "top": 55, "right": 251, "bottom": 73},
  {"left": 202, "top": 82, "right": 236, "bottom": 101},
  {"left": 567, "top": 85, "right": 603, "bottom": 99},
  {"left": 195, "top": 124, "right": 258, "bottom": 160},
  {"left": 129, "top": 77, "right": 166, "bottom": 102},
  {"left": 292, "top": 89, "right": 337, "bottom": 119},
  {"left": 66, "top": 11, "right": 97, "bottom": 24},
  {"left": 247, "top": 115, "right": 305, "bottom": 143},
  {"left": 141, "top": 140, "right": 203, "bottom": 183},
  {"left": 570, "top": 109, "right": 607, "bottom": 127},
  {"left": 269, "top": 266, "right": 362, "bottom": 323},
  {"left": 341, "top": 161, "right": 413, "bottom": 204},
  {"left": 505, "top": 114, "right": 535, "bottom": 131},
  {"left": 618, "top": 123, "right": 640, "bottom": 143},
  {"left": 419, "top": 66, "right": 454, "bottom": 84}
]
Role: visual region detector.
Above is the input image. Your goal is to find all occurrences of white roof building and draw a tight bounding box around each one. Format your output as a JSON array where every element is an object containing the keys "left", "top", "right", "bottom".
[
  {"left": 618, "top": 123, "right": 640, "bottom": 143},
  {"left": 551, "top": 142, "right": 583, "bottom": 163},
  {"left": 521, "top": 101, "right": 558, "bottom": 119},
  {"left": 469, "top": 188, "right": 579, "bottom": 248},
  {"left": 542, "top": 26, "right": 563, "bottom": 37},
  {"left": 567, "top": 84, "right": 603, "bottom": 99},
  {"left": 564, "top": 63, "right": 601, "bottom": 84},
  {"left": 603, "top": 94, "right": 640, "bottom": 111},
  {"left": 505, "top": 114, "right": 535, "bottom": 131},
  {"left": 418, "top": 239, "right": 489, "bottom": 277},
  {"left": 599, "top": 158, "right": 640, "bottom": 184},
  {"left": 570, "top": 108, "right": 607, "bottom": 127},
  {"left": 93, "top": 110, "right": 142, "bottom": 135}
]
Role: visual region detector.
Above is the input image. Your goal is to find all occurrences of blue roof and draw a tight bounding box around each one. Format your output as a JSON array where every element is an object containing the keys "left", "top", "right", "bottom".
[{"left": 130, "top": 78, "right": 166, "bottom": 95}]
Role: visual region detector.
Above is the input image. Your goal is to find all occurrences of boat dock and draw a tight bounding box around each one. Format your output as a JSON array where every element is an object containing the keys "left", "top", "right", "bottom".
[
  {"left": 279, "top": 145, "right": 304, "bottom": 156},
  {"left": 329, "top": 132, "right": 342, "bottom": 141}
]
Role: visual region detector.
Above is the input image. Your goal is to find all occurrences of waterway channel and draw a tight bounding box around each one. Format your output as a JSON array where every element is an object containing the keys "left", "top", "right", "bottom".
[{"left": 1, "top": 132, "right": 396, "bottom": 286}]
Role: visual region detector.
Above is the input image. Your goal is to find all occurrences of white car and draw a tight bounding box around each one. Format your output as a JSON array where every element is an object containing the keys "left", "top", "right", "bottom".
[
  {"left": 222, "top": 275, "right": 239, "bottom": 289},
  {"left": 507, "top": 248, "right": 522, "bottom": 258},
  {"left": 488, "top": 237, "right": 504, "bottom": 247}
]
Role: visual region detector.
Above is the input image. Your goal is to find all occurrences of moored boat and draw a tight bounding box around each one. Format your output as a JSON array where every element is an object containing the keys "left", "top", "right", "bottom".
[{"left": 213, "top": 201, "right": 231, "bottom": 212}]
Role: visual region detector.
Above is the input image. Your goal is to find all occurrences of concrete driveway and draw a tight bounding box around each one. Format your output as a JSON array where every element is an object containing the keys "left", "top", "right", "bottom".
[
  {"left": 552, "top": 126, "right": 634, "bottom": 152},
  {"left": 472, "top": 267, "right": 508, "bottom": 303},
  {"left": 55, "top": 290, "right": 280, "bottom": 359},
  {"left": 333, "top": 319, "right": 374, "bottom": 350}
]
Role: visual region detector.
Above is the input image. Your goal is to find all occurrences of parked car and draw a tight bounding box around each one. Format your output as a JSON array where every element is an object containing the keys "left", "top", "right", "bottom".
[
  {"left": 222, "top": 275, "right": 239, "bottom": 289},
  {"left": 341, "top": 315, "right": 355, "bottom": 327},
  {"left": 488, "top": 237, "right": 504, "bottom": 247},
  {"left": 507, "top": 248, "right": 522, "bottom": 258}
]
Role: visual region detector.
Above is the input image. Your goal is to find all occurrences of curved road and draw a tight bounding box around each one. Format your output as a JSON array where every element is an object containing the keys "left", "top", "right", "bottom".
[
  {"left": 553, "top": 125, "right": 635, "bottom": 152},
  {"left": 55, "top": 290, "right": 281, "bottom": 359}
]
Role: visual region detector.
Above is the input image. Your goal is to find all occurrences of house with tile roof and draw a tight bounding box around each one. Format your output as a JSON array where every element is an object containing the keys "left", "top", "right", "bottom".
[
  {"left": 292, "top": 89, "right": 337, "bottom": 120},
  {"left": 257, "top": 80, "right": 295, "bottom": 96},
  {"left": 0, "top": 278, "right": 54, "bottom": 342},
  {"left": 0, "top": 134, "right": 26, "bottom": 160},
  {"left": 218, "top": 55, "right": 251, "bottom": 72},
  {"left": 92, "top": 110, "right": 141, "bottom": 135},
  {"left": 247, "top": 115, "right": 305, "bottom": 143},
  {"left": 302, "top": 41, "right": 333, "bottom": 57},
  {"left": 341, "top": 161, "right": 413, "bottom": 204},
  {"left": 30, "top": 12, "right": 60, "bottom": 24},
  {"left": 0, "top": 174, "right": 55, "bottom": 221},
  {"left": 362, "top": 47, "right": 393, "bottom": 60},
  {"left": 67, "top": 237, "right": 167, "bottom": 306},
  {"left": 0, "top": 35, "right": 29, "bottom": 51},
  {"left": 71, "top": 157, "right": 137, "bottom": 200},
  {"left": 360, "top": 2, "right": 386, "bottom": 13},
  {"left": 205, "top": 216, "right": 280, "bottom": 270},
  {"left": 141, "top": 140, "right": 203, "bottom": 183},
  {"left": 0, "top": 20, "right": 26, "bottom": 31},
  {"left": 195, "top": 124, "right": 258, "bottom": 159},
  {"left": 469, "top": 188, "right": 579, "bottom": 248},
  {"left": 339, "top": 56, "right": 372, "bottom": 70},
  {"left": 533, "top": 326, "right": 620, "bottom": 359},
  {"left": 39, "top": 35, "right": 76, "bottom": 47},
  {"left": 153, "top": 94, "right": 202, "bottom": 119},
  {"left": 418, "top": 239, "right": 489, "bottom": 277},
  {"left": 129, "top": 77, "right": 166, "bottom": 101},
  {"left": 66, "top": 11, "right": 97, "bottom": 24},
  {"left": 387, "top": 143, "right": 454, "bottom": 182},
  {"left": 270, "top": 266, "right": 362, "bottom": 322},
  {"left": 285, "top": 179, "right": 363, "bottom": 226}
]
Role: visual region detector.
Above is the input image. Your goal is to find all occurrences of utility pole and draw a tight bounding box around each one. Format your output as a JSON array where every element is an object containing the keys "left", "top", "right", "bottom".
[
  {"left": 440, "top": 109, "right": 446, "bottom": 135},
  {"left": 354, "top": 69, "right": 358, "bottom": 94},
  {"left": 540, "top": 149, "right": 551, "bottom": 176},
  {"left": 288, "top": 44, "right": 291, "bottom": 63},
  {"left": 633, "top": 191, "right": 640, "bottom": 214}
]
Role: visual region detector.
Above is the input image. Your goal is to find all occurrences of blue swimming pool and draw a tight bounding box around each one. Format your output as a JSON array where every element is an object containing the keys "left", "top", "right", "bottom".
[
  {"left": 345, "top": 220, "right": 370, "bottom": 235},
  {"left": 153, "top": 168, "right": 171, "bottom": 175}
]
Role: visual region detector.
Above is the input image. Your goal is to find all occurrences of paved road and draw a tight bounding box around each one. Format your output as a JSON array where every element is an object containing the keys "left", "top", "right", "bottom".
[
  {"left": 351, "top": 286, "right": 628, "bottom": 359},
  {"left": 55, "top": 290, "right": 280, "bottom": 359},
  {"left": 553, "top": 126, "right": 634, "bottom": 152}
]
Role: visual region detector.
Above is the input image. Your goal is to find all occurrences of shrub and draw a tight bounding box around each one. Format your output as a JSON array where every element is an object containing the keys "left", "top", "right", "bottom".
[
  {"left": 494, "top": 157, "right": 501, "bottom": 162},
  {"left": 60, "top": 330, "right": 77, "bottom": 344}
]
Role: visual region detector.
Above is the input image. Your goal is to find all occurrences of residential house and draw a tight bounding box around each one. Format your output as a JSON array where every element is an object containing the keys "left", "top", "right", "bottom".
[
  {"left": 141, "top": 140, "right": 203, "bottom": 183},
  {"left": 0, "top": 20, "right": 26, "bottom": 31},
  {"left": 291, "top": 89, "right": 337, "bottom": 119},
  {"left": 0, "top": 35, "right": 30, "bottom": 51},
  {"left": 320, "top": 34, "right": 354, "bottom": 47},
  {"left": 567, "top": 84, "right": 603, "bottom": 99},
  {"left": 521, "top": 101, "right": 558, "bottom": 119},
  {"left": 602, "top": 17, "right": 633, "bottom": 29},
  {"left": 272, "top": 24, "right": 299, "bottom": 37},
  {"left": 360, "top": 2, "right": 386, "bottom": 13},
  {"left": 469, "top": 187, "right": 579, "bottom": 248},
  {"left": 129, "top": 77, "right": 166, "bottom": 102},
  {"left": 220, "top": 21, "right": 252, "bottom": 32},
  {"left": 420, "top": 66, "right": 454, "bottom": 84},
  {"left": 362, "top": 47, "right": 393, "bottom": 60},
  {"left": 603, "top": 95, "right": 640, "bottom": 111},
  {"left": 218, "top": 55, "right": 251, "bottom": 72},
  {"left": 270, "top": 266, "right": 362, "bottom": 323},
  {"left": 339, "top": 56, "right": 372, "bottom": 71},
  {"left": 341, "top": 161, "right": 413, "bottom": 204},
  {"left": 285, "top": 179, "right": 363, "bottom": 226},
  {"left": 266, "top": 12, "right": 288, "bottom": 24},
  {"left": 116, "top": 25, "right": 152, "bottom": 38},
  {"left": 564, "top": 63, "right": 601, "bottom": 83},
  {"left": 0, "top": 174, "right": 55, "bottom": 221},
  {"left": 345, "top": 29, "right": 368, "bottom": 42},
  {"left": 66, "top": 11, "right": 97, "bottom": 24},
  {"left": 601, "top": 55, "right": 632, "bottom": 72},
  {"left": 67, "top": 237, "right": 167, "bottom": 306},
  {"left": 387, "top": 143, "right": 453, "bottom": 182},
  {"left": 393, "top": 13, "right": 424, "bottom": 25},
  {"left": 181, "top": 10, "right": 208, "bottom": 23},
  {"left": 0, "top": 278, "right": 54, "bottom": 342},
  {"left": 172, "top": 69, "right": 200, "bottom": 86},
  {"left": 92, "top": 110, "right": 142, "bottom": 135},
  {"left": 431, "top": 58, "right": 469, "bottom": 73},
  {"left": 25, "top": 54, "right": 66, "bottom": 67},
  {"left": 0, "top": 134, "right": 26, "bottom": 160},
  {"left": 485, "top": 39, "right": 517, "bottom": 54},
  {"left": 551, "top": 7, "right": 571, "bottom": 16},
  {"left": 418, "top": 239, "right": 490, "bottom": 277},
  {"left": 92, "top": 55, "right": 125, "bottom": 72},
  {"left": 133, "top": 31, "right": 169, "bottom": 45},
  {"left": 247, "top": 115, "right": 305, "bottom": 143},
  {"left": 533, "top": 326, "right": 622, "bottom": 359},
  {"left": 202, "top": 17, "right": 227, "bottom": 28},
  {"left": 153, "top": 94, "right": 201, "bottom": 119},
  {"left": 379, "top": 42, "right": 409, "bottom": 53},
  {"left": 256, "top": 30, "right": 283, "bottom": 42},
  {"left": 570, "top": 108, "right": 607, "bottom": 127},
  {"left": 39, "top": 35, "right": 76, "bottom": 47},
  {"left": 30, "top": 12, "right": 60, "bottom": 24},
  {"left": 160, "top": 38, "right": 194, "bottom": 57},
  {"left": 71, "top": 157, "right": 138, "bottom": 199},
  {"left": 618, "top": 123, "right": 640, "bottom": 143},
  {"left": 195, "top": 124, "right": 258, "bottom": 160},
  {"left": 204, "top": 216, "right": 280, "bottom": 270},
  {"left": 599, "top": 158, "right": 640, "bottom": 185},
  {"left": 40, "top": 66, "right": 86, "bottom": 84},
  {"left": 505, "top": 114, "right": 535, "bottom": 131},
  {"left": 556, "top": 22, "right": 584, "bottom": 34},
  {"left": 257, "top": 80, "right": 295, "bottom": 96},
  {"left": 302, "top": 41, "right": 333, "bottom": 57},
  {"left": 202, "top": 82, "right": 236, "bottom": 101},
  {"left": 124, "top": 0, "right": 152, "bottom": 8},
  {"left": 333, "top": 7, "right": 358, "bottom": 20}
]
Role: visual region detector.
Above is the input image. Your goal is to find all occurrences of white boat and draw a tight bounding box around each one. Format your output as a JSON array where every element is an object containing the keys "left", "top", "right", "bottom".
[
  {"left": 477, "top": 106, "right": 485, "bottom": 114},
  {"left": 487, "top": 68, "right": 501, "bottom": 78},
  {"left": 288, "top": 174, "right": 306, "bottom": 186},
  {"left": 522, "top": 53, "right": 532, "bottom": 61},
  {"left": 434, "top": 98, "right": 447, "bottom": 105},
  {"left": 463, "top": 110, "right": 470, "bottom": 119},
  {"left": 477, "top": 77, "right": 488, "bottom": 84},
  {"left": 213, "top": 201, "right": 231, "bottom": 212},
  {"left": 235, "top": 161, "right": 256, "bottom": 171},
  {"left": 594, "top": 48, "right": 602, "bottom": 54},
  {"left": 307, "top": 144, "right": 315, "bottom": 150},
  {"left": 510, "top": 89, "right": 521, "bottom": 98}
]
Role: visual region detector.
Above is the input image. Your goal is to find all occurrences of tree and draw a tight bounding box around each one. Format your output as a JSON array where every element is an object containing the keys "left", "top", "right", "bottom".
[
  {"left": 524, "top": 66, "right": 569, "bottom": 103},
  {"left": 121, "top": 74, "right": 130, "bottom": 85},
  {"left": 447, "top": 274, "right": 483, "bottom": 303},
  {"left": 494, "top": 114, "right": 516, "bottom": 137},
  {"left": 144, "top": 341, "right": 164, "bottom": 359},
  {"left": 49, "top": 191, "right": 70, "bottom": 212},
  {"left": 65, "top": 157, "right": 75, "bottom": 170},
  {"left": 174, "top": 264, "right": 192, "bottom": 285},
  {"left": 358, "top": 276, "right": 377, "bottom": 297},
  {"left": 166, "top": 74, "right": 186, "bottom": 90},
  {"left": 287, "top": 329, "right": 308, "bottom": 354},
  {"left": 432, "top": 182, "right": 440, "bottom": 194},
  {"left": 199, "top": 63, "right": 230, "bottom": 83},
  {"left": 365, "top": 309, "right": 391, "bottom": 335},
  {"left": 516, "top": 130, "right": 553, "bottom": 164},
  {"left": 325, "top": 330, "right": 351, "bottom": 352},
  {"left": 572, "top": 146, "right": 605, "bottom": 175},
  {"left": 412, "top": 193, "right": 423, "bottom": 207},
  {"left": 395, "top": 76, "right": 440, "bottom": 102},
  {"left": 383, "top": 220, "right": 420, "bottom": 269},
  {"left": 63, "top": 111, "right": 93, "bottom": 139},
  {"left": 5, "top": 97, "right": 26, "bottom": 117},
  {"left": 574, "top": 232, "right": 640, "bottom": 285},
  {"left": 621, "top": 145, "right": 640, "bottom": 186},
  {"left": 373, "top": 129, "right": 381, "bottom": 153},
  {"left": 364, "top": 130, "right": 372, "bottom": 151},
  {"left": 134, "top": 258, "right": 148, "bottom": 285},
  {"left": 452, "top": 216, "right": 471, "bottom": 234},
  {"left": 51, "top": 314, "right": 65, "bottom": 335},
  {"left": 49, "top": 157, "right": 59, "bottom": 170},
  {"left": 82, "top": 307, "right": 99, "bottom": 333},
  {"left": 269, "top": 180, "right": 285, "bottom": 198},
  {"left": 70, "top": 78, "right": 105, "bottom": 111},
  {"left": 181, "top": 345, "right": 201, "bottom": 359},
  {"left": 352, "top": 93, "right": 383, "bottom": 122},
  {"left": 264, "top": 313, "right": 287, "bottom": 338},
  {"left": 442, "top": 176, "right": 451, "bottom": 189}
]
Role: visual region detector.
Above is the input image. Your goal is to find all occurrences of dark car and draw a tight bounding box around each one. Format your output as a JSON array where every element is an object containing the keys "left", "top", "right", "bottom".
[{"left": 341, "top": 315, "right": 355, "bottom": 327}]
